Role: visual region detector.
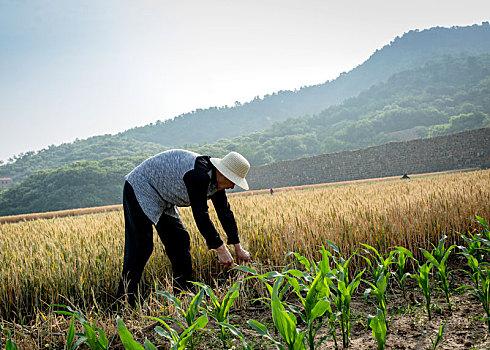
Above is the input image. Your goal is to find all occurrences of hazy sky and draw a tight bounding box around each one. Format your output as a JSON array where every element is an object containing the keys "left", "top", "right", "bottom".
[{"left": 1, "top": 1, "right": 489, "bottom": 161}]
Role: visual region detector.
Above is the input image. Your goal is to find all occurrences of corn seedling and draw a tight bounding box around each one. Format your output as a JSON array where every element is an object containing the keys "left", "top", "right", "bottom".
[
  {"left": 364, "top": 271, "right": 389, "bottom": 325},
  {"left": 392, "top": 246, "right": 414, "bottom": 297},
  {"left": 412, "top": 263, "right": 433, "bottom": 320},
  {"left": 429, "top": 321, "right": 446, "bottom": 350},
  {"left": 368, "top": 308, "right": 387, "bottom": 350},
  {"left": 286, "top": 246, "right": 335, "bottom": 350},
  {"left": 117, "top": 318, "right": 157, "bottom": 350},
  {"left": 148, "top": 314, "right": 208, "bottom": 350},
  {"left": 53, "top": 305, "right": 109, "bottom": 350},
  {"left": 270, "top": 276, "right": 306, "bottom": 350},
  {"left": 247, "top": 319, "right": 285, "bottom": 350},
  {"left": 360, "top": 244, "right": 395, "bottom": 281},
  {"left": 327, "top": 248, "right": 365, "bottom": 348},
  {"left": 154, "top": 288, "right": 206, "bottom": 350},
  {"left": 460, "top": 254, "right": 490, "bottom": 332},
  {"left": 193, "top": 281, "right": 242, "bottom": 348},
  {"left": 421, "top": 236, "right": 456, "bottom": 311},
  {"left": 248, "top": 274, "right": 307, "bottom": 350}
]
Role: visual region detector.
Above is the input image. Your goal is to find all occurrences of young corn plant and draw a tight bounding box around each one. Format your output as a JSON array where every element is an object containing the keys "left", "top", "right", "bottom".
[
  {"left": 430, "top": 321, "right": 446, "bottom": 350},
  {"left": 459, "top": 216, "right": 490, "bottom": 265},
  {"left": 460, "top": 252, "right": 490, "bottom": 332},
  {"left": 327, "top": 249, "right": 365, "bottom": 349},
  {"left": 412, "top": 262, "right": 433, "bottom": 320},
  {"left": 148, "top": 314, "right": 208, "bottom": 350},
  {"left": 248, "top": 276, "right": 306, "bottom": 350},
  {"left": 155, "top": 288, "right": 206, "bottom": 349},
  {"left": 361, "top": 244, "right": 394, "bottom": 323},
  {"left": 364, "top": 270, "right": 389, "bottom": 326},
  {"left": 360, "top": 243, "right": 395, "bottom": 281},
  {"left": 368, "top": 308, "right": 387, "bottom": 350},
  {"left": 53, "top": 305, "right": 109, "bottom": 350},
  {"left": 392, "top": 246, "right": 414, "bottom": 297},
  {"left": 117, "top": 318, "right": 157, "bottom": 350},
  {"left": 193, "top": 281, "right": 243, "bottom": 349},
  {"left": 286, "top": 246, "right": 335, "bottom": 350},
  {"left": 421, "top": 236, "right": 456, "bottom": 311}
]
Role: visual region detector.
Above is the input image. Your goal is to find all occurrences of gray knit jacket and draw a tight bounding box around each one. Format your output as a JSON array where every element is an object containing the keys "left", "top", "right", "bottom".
[{"left": 125, "top": 149, "right": 239, "bottom": 249}]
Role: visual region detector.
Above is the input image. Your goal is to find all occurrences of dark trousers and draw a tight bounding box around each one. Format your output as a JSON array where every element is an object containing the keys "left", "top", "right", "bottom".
[{"left": 117, "top": 181, "right": 193, "bottom": 305}]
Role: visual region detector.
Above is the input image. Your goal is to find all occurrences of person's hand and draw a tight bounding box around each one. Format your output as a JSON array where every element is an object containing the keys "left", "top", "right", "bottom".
[
  {"left": 215, "top": 244, "right": 234, "bottom": 268},
  {"left": 234, "top": 244, "right": 252, "bottom": 263}
]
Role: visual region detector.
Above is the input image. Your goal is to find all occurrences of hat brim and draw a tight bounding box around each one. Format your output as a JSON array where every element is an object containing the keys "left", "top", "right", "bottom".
[{"left": 210, "top": 157, "right": 249, "bottom": 190}]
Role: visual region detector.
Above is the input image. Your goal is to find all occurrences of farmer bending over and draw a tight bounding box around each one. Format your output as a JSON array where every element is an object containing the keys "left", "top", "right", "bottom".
[{"left": 117, "top": 149, "right": 252, "bottom": 305}]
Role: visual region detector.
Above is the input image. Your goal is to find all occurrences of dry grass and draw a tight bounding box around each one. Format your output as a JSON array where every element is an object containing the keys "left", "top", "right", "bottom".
[{"left": 0, "top": 170, "right": 489, "bottom": 321}]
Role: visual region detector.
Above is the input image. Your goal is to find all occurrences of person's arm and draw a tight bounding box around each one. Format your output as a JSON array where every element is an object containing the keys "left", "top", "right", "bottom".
[
  {"left": 210, "top": 190, "right": 239, "bottom": 244},
  {"left": 211, "top": 190, "right": 251, "bottom": 263},
  {"left": 183, "top": 170, "right": 223, "bottom": 249}
]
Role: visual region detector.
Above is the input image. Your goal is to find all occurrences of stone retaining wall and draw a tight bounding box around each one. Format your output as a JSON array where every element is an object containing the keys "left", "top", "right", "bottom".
[{"left": 247, "top": 128, "right": 490, "bottom": 189}]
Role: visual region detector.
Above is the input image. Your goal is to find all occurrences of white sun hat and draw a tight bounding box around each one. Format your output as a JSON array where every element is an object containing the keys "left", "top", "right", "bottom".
[{"left": 210, "top": 151, "right": 250, "bottom": 190}]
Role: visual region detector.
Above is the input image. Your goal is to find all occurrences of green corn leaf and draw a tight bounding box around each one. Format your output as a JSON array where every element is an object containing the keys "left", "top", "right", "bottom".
[
  {"left": 421, "top": 249, "right": 439, "bottom": 267},
  {"left": 73, "top": 336, "right": 88, "bottom": 350},
  {"left": 348, "top": 269, "right": 365, "bottom": 294},
  {"left": 146, "top": 316, "right": 179, "bottom": 342},
  {"left": 440, "top": 245, "right": 456, "bottom": 266},
  {"left": 178, "top": 314, "right": 208, "bottom": 348},
  {"left": 395, "top": 246, "right": 413, "bottom": 258},
  {"left": 154, "top": 326, "right": 173, "bottom": 341},
  {"left": 271, "top": 278, "right": 300, "bottom": 346},
  {"left": 65, "top": 317, "right": 76, "bottom": 350},
  {"left": 143, "top": 340, "right": 158, "bottom": 350},
  {"left": 156, "top": 290, "right": 182, "bottom": 310},
  {"left": 310, "top": 299, "right": 332, "bottom": 320},
  {"left": 217, "top": 282, "right": 241, "bottom": 322},
  {"left": 475, "top": 215, "right": 489, "bottom": 230},
  {"left": 116, "top": 318, "right": 145, "bottom": 350},
  {"left": 185, "top": 288, "right": 205, "bottom": 325},
  {"left": 233, "top": 265, "right": 258, "bottom": 275},
  {"left": 97, "top": 328, "right": 109, "bottom": 350},
  {"left": 82, "top": 323, "right": 99, "bottom": 349},
  {"left": 368, "top": 309, "right": 387, "bottom": 350},
  {"left": 287, "top": 276, "right": 305, "bottom": 303},
  {"left": 286, "top": 269, "right": 307, "bottom": 278},
  {"left": 193, "top": 282, "right": 220, "bottom": 308},
  {"left": 55, "top": 310, "right": 77, "bottom": 317},
  {"left": 326, "top": 240, "right": 340, "bottom": 254},
  {"left": 319, "top": 247, "right": 331, "bottom": 274},
  {"left": 247, "top": 319, "right": 269, "bottom": 336},
  {"left": 291, "top": 252, "right": 311, "bottom": 271}
]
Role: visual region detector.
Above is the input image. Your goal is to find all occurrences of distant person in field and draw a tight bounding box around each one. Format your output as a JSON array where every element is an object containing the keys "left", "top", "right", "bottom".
[
  {"left": 270, "top": 188, "right": 274, "bottom": 195},
  {"left": 117, "top": 149, "right": 252, "bottom": 305}
]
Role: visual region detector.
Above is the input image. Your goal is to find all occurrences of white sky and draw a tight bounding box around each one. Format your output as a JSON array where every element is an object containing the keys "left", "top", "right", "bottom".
[{"left": 0, "top": 0, "right": 489, "bottom": 161}]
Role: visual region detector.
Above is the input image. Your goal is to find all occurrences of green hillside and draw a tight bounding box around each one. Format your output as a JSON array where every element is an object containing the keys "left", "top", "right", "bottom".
[
  {"left": 0, "top": 136, "right": 165, "bottom": 181},
  {"left": 122, "top": 23, "right": 490, "bottom": 146},
  {"left": 1, "top": 54, "right": 489, "bottom": 216},
  {"left": 0, "top": 157, "right": 146, "bottom": 216},
  {"left": 194, "top": 55, "right": 490, "bottom": 165},
  {"left": 1, "top": 23, "right": 489, "bottom": 182}
]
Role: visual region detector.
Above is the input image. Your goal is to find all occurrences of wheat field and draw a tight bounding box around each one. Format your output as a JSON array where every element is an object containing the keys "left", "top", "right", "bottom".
[{"left": 1, "top": 170, "right": 489, "bottom": 321}]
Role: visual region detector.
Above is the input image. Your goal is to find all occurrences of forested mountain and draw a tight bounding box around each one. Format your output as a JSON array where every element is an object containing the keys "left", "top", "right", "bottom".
[
  {"left": 0, "top": 136, "right": 165, "bottom": 181},
  {"left": 1, "top": 54, "right": 489, "bottom": 216},
  {"left": 122, "top": 23, "right": 490, "bottom": 146},
  {"left": 1, "top": 23, "right": 490, "bottom": 215},
  {"left": 1, "top": 23, "right": 489, "bottom": 182},
  {"left": 0, "top": 157, "right": 147, "bottom": 215},
  {"left": 193, "top": 55, "right": 490, "bottom": 165}
]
